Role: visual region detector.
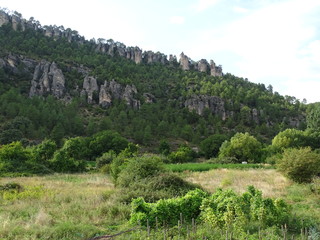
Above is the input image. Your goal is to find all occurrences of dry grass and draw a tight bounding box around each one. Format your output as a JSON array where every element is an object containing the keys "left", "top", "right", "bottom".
[{"left": 186, "top": 168, "right": 289, "bottom": 198}]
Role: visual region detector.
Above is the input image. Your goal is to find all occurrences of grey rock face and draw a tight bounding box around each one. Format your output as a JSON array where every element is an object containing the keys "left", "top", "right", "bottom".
[
  {"left": 50, "top": 62, "right": 65, "bottom": 98},
  {"left": 210, "top": 60, "right": 223, "bottom": 76},
  {"left": 184, "top": 95, "right": 227, "bottom": 119},
  {"left": 12, "top": 15, "right": 25, "bottom": 31},
  {"left": 0, "top": 10, "right": 10, "bottom": 27},
  {"left": 30, "top": 61, "right": 65, "bottom": 98},
  {"left": 197, "top": 59, "right": 209, "bottom": 73},
  {"left": 179, "top": 52, "right": 190, "bottom": 70},
  {"left": 99, "top": 81, "right": 112, "bottom": 108},
  {"left": 134, "top": 47, "right": 142, "bottom": 64},
  {"left": 82, "top": 76, "right": 99, "bottom": 104},
  {"left": 43, "top": 25, "right": 53, "bottom": 37},
  {"left": 107, "top": 43, "right": 116, "bottom": 56},
  {"left": 123, "top": 85, "right": 140, "bottom": 109},
  {"left": 96, "top": 80, "right": 140, "bottom": 109},
  {"left": 0, "top": 54, "right": 37, "bottom": 75},
  {"left": 109, "top": 79, "right": 123, "bottom": 99}
]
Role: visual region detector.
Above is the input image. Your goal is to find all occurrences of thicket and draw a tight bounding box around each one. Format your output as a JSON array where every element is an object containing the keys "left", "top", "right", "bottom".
[{"left": 0, "top": 130, "right": 129, "bottom": 176}]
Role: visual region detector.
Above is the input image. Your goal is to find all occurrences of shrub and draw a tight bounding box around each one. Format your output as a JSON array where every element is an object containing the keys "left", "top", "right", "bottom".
[
  {"left": 277, "top": 147, "right": 320, "bottom": 183},
  {"left": 117, "top": 172, "right": 202, "bottom": 203},
  {"left": 30, "top": 139, "right": 57, "bottom": 166},
  {"left": 0, "top": 142, "right": 31, "bottom": 173},
  {"left": 158, "top": 139, "right": 171, "bottom": 155},
  {"left": 96, "top": 150, "right": 116, "bottom": 169},
  {"left": 168, "top": 145, "right": 196, "bottom": 163},
  {"left": 116, "top": 154, "right": 165, "bottom": 187}
]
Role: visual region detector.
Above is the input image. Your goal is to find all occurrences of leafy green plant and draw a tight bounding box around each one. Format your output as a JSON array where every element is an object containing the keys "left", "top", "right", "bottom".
[
  {"left": 201, "top": 186, "right": 290, "bottom": 231},
  {"left": 130, "top": 189, "right": 208, "bottom": 226}
]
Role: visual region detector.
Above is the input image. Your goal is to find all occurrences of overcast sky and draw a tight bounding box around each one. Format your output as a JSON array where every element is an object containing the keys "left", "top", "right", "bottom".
[{"left": 1, "top": 0, "right": 319, "bottom": 103}]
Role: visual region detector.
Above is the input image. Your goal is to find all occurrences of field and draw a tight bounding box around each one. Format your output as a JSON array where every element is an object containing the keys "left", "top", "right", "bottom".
[
  {"left": 165, "top": 163, "right": 274, "bottom": 172},
  {"left": 0, "top": 169, "right": 319, "bottom": 239}
]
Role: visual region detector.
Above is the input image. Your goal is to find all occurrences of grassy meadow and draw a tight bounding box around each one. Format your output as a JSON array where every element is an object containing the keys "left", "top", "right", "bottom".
[{"left": 0, "top": 169, "right": 319, "bottom": 239}]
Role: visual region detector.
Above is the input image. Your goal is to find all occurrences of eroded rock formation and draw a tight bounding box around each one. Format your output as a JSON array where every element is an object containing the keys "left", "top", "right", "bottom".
[{"left": 29, "top": 61, "right": 65, "bottom": 98}]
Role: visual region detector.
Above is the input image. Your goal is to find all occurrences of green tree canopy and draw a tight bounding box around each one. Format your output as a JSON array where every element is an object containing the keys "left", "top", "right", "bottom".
[
  {"left": 200, "top": 134, "right": 228, "bottom": 159},
  {"left": 218, "top": 132, "right": 262, "bottom": 163}
]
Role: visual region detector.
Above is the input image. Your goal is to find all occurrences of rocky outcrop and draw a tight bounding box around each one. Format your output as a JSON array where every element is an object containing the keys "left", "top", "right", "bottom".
[
  {"left": 144, "top": 51, "right": 168, "bottom": 64},
  {"left": 97, "top": 79, "right": 140, "bottom": 109},
  {"left": 29, "top": 61, "right": 65, "bottom": 98},
  {"left": 81, "top": 76, "right": 99, "bottom": 104},
  {"left": 12, "top": 15, "right": 25, "bottom": 31},
  {"left": 197, "top": 59, "right": 209, "bottom": 73},
  {"left": 0, "top": 10, "right": 10, "bottom": 27},
  {"left": 0, "top": 54, "right": 37, "bottom": 75},
  {"left": 210, "top": 60, "right": 223, "bottom": 77},
  {"left": 184, "top": 95, "right": 227, "bottom": 120},
  {"left": 123, "top": 85, "right": 140, "bottom": 109},
  {"left": 179, "top": 52, "right": 190, "bottom": 70},
  {"left": 99, "top": 81, "right": 112, "bottom": 108}
]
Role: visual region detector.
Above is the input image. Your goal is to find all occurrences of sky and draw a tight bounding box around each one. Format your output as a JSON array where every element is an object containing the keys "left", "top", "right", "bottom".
[{"left": 1, "top": 0, "right": 319, "bottom": 103}]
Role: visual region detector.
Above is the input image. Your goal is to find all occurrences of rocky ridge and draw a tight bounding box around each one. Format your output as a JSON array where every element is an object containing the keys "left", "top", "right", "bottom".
[{"left": 0, "top": 9, "right": 222, "bottom": 76}]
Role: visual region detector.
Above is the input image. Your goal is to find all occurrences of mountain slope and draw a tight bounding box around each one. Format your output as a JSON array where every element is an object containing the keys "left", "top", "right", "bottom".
[{"left": 0, "top": 9, "right": 306, "bottom": 147}]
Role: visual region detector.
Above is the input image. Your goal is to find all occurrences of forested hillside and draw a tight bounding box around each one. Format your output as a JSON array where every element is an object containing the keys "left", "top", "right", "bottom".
[{"left": 0, "top": 9, "right": 307, "bottom": 148}]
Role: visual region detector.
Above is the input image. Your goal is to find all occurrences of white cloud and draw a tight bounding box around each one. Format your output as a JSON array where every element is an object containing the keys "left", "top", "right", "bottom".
[
  {"left": 186, "top": 0, "right": 320, "bottom": 102},
  {"left": 232, "top": 6, "right": 249, "bottom": 14},
  {"left": 194, "top": 0, "right": 220, "bottom": 12},
  {"left": 169, "top": 16, "right": 185, "bottom": 25}
]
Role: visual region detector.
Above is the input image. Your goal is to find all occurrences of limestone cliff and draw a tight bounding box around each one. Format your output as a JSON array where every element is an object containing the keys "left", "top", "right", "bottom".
[
  {"left": 29, "top": 61, "right": 66, "bottom": 98},
  {"left": 184, "top": 95, "right": 228, "bottom": 120}
]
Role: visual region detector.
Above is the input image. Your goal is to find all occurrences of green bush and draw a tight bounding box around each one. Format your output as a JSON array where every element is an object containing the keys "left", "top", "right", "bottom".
[
  {"left": 117, "top": 172, "right": 202, "bottom": 203},
  {"left": 277, "top": 147, "right": 320, "bottom": 183},
  {"left": 116, "top": 154, "right": 165, "bottom": 187},
  {"left": 168, "top": 145, "right": 196, "bottom": 163},
  {"left": 158, "top": 139, "right": 171, "bottom": 155}
]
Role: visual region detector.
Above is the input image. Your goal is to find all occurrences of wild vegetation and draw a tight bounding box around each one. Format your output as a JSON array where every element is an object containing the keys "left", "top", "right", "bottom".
[{"left": 0, "top": 10, "right": 320, "bottom": 239}]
